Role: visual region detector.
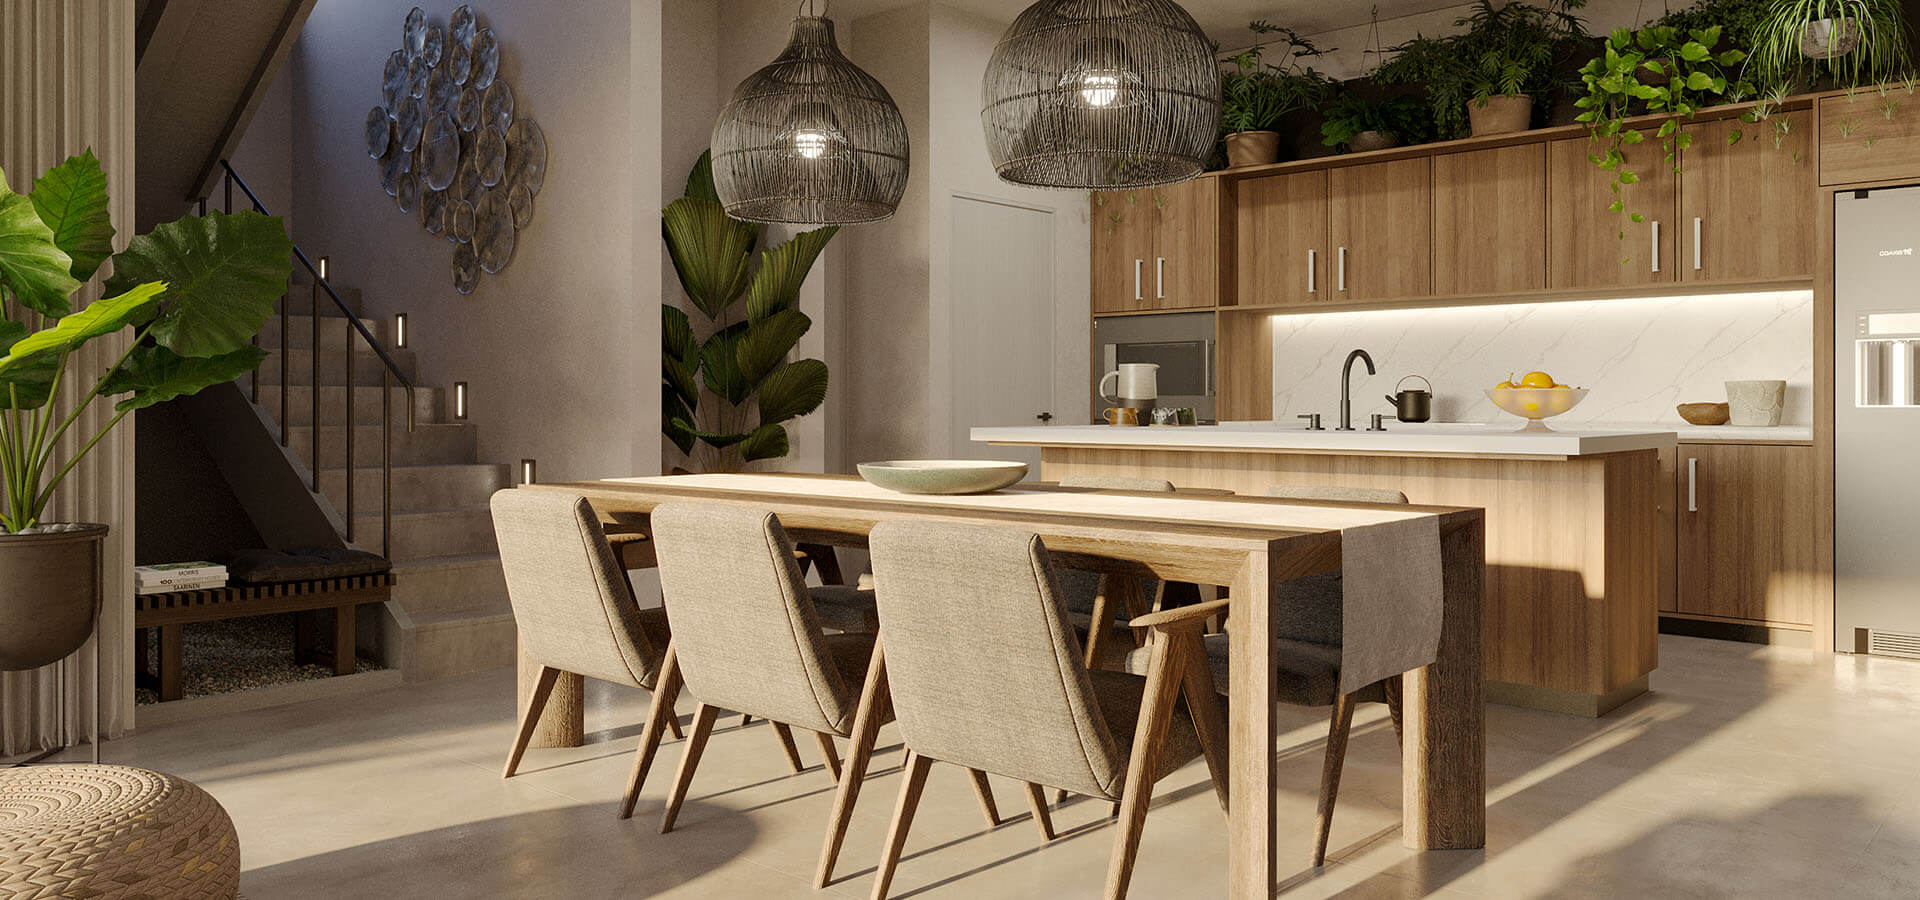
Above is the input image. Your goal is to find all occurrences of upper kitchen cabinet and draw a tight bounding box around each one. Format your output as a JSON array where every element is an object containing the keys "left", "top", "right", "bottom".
[
  {"left": 1819, "top": 91, "right": 1920, "bottom": 185},
  {"left": 1547, "top": 135, "right": 1678, "bottom": 289},
  {"left": 1328, "top": 158, "right": 1433, "bottom": 302},
  {"left": 1434, "top": 145, "right": 1546, "bottom": 295},
  {"left": 1089, "top": 178, "right": 1223, "bottom": 313},
  {"left": 1235, "top": 170, "right": 1328, "bottom": 307},
  {"left": 1679, "top": 111, "right": 1816, "bottom": 281}
]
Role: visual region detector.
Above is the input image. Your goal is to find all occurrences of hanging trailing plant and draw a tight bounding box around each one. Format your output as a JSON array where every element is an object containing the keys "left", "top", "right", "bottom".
[
  {"left": 1754, "top": 0, "right": 1912, "bottom": 90},
  {"left": 1575, "top": 25, "right": 1751, "bottom": 254},
  {"left": 661, "top": 151, "right": 835, "bottom": 472}
]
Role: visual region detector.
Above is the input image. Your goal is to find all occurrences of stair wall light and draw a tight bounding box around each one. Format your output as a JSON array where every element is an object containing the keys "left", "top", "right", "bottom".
[
  {"left": 454, "top": 381, "right": 468, "bottom": 419},
  {"left": 520, "top": 459, "right": 537, "bottom": 485},
  {"left": 317, "top": 255, "right": 330, "bottom": 281},
  {"left": 394, "top": 313, "right": 409, "bottom": 348}
]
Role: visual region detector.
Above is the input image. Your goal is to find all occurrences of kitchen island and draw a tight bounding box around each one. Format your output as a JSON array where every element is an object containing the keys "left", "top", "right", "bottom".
[{"left": 973, "top": 422, "right": 1677, "bottom": 716}]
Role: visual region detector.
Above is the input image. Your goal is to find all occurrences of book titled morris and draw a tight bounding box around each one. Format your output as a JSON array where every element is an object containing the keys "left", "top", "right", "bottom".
[{"left": 135, "top": 561, "right": 228, "bottom": 594}]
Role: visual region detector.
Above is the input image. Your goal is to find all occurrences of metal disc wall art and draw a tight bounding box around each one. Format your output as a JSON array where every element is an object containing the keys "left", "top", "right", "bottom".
[{"left": 367, "top": 6, "right": 546, "bottom": 294}]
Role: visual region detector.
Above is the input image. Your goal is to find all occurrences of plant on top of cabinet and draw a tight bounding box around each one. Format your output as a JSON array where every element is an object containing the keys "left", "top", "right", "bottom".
[
  {"left": 1319, "top": 91, "right": 1431, "bottom": 152},
  {"left": 1575, "top": 25, "right": 1751, "bottom": 241},
  {"left": 1647, "top": 0, "right": 1775, "bottom": 74},
  {"left": 1754, "top": 0, "right": 1913, "bottom": 90},
  {"left": 662, "top": 151, "right": 836, "bottom": 472},
  {"left": 1218, "top": 21, "right": 1334, "bottom": 168},
  {"left": 1374, "top": 0, "right": 1590, "bottom": 139}
]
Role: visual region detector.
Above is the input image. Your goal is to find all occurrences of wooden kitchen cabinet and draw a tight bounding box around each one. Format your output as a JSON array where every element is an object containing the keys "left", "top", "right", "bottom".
[
  {"left": 1328, "top": 157, "right": 1432, "bottom": 302},
  {"left": 1679, "top": 111, "right": 1816, "bottom": 281},
  {"left": 1676, "top": 443, "right": 1817, "bottom": 626},
  {"left": 1434, "top": 145, "right": 1546, "bottom": 295},
  {"left": 1089, "top": 179, "right": 1222, "bottom": 313},
  {"left": 1235, "top": 170, "right": 1328, "bottom": 307},
  {"left": 1819, "top": 92, "right": 1920, "bottom": 185},
  {"left": 1546, "top": 135, "right": 1678, "bottom": 289}
]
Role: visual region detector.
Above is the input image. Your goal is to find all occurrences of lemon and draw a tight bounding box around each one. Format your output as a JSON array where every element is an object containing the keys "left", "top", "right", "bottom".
[{"left": 1520, "top": 371, "right": 1557, "bottom": 389}]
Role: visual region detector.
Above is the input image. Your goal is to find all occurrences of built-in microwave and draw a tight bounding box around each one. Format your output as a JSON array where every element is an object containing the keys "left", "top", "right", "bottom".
[{"left": 1093, "top": 311, "right": 1215, "bottom": 423}]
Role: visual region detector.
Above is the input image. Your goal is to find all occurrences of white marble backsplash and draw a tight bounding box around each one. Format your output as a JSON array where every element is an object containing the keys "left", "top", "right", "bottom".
[{"left": 1268, "top": 290, "right": 1815, "bottom": 426}]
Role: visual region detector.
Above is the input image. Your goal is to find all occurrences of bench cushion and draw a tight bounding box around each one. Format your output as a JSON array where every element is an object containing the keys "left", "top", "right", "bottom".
[{"left": 222, "top": 547, "right": 392, "bottom": 584}]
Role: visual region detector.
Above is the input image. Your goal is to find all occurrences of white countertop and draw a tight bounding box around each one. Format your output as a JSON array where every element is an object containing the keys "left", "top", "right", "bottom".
[{"left": 972, "top": 422, "right": 1679, "bottom": 458}]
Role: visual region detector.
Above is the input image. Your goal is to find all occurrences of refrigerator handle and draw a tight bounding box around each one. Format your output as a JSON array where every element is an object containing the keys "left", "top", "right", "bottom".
[{"left": 1687, "top": 457, "right": 1699, "bottom": 513}]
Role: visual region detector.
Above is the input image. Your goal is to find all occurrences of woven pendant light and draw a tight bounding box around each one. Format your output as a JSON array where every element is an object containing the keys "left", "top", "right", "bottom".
[
  {"left": 711, "top": 2, "right": 909, "bottom": 225},
  {"left": 982, "top": 0, "right": 1220, "bottom": 190}
]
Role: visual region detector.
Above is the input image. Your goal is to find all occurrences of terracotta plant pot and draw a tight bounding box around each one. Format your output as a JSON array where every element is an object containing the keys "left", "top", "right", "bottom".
[
  {"left": 1800, "top": 17, "right": 1861, "bottom": 59},
  {"left": 1348, "top": 130, "right": 1401, "bottom": 153},
  {"left": 0, "top": 524, "right": 109, "bottom": 671},
  {"left": 1224, "top": 131, "right": 1281, "bottom": 168},
  {"left": 1467, "top": 94, "right": 1534, "bottom": 136}
]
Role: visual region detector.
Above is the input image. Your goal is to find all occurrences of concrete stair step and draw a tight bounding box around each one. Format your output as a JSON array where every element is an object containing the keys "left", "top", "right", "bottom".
[
  {"left": 256, "top": 315, "right": 390, "bottom": 352},
  {"left": 320, "top": 463, "right": 509, "bottom": 513},
  {"left": 262, "top": 348, "right": 418, "bottom": 386},
  {"left": 380, "top": 557, "right": 516, "bottom": 681},
  {"left": 351, "top": 506, "right": 496, "bottom": 562},
  {"left": 389, "top": 553, "right": 507, "bottom": 618},
  {"left": 257, "top": 384, "right": 441, "bottom": 427},
  {"left": 285, "top": 422, "right": 475, "bottom": 468}
]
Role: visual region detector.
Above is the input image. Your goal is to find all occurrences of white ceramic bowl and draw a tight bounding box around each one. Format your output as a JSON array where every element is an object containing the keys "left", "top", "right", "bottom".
[
  {"left": 1485, "top": 387, "right": 1589, "bottom": 432},
  {"left": 856, "top": 459, "right": 1028, "bottom": 495}
]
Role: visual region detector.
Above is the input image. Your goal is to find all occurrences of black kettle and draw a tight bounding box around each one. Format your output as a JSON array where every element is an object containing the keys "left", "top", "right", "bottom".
[{"left": 1386, "top": 375, "right": 1433, "bottom": 423}]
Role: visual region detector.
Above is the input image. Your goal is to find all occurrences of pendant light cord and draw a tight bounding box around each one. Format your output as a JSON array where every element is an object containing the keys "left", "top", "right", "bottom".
[{"left": 798, "top": 0, "right": 827, "bottom": 18}]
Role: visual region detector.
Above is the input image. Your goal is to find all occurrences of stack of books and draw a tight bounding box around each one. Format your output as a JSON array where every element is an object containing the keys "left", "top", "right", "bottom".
[{"left": 134, "top": 561, "right": 229, "bottom": 595}]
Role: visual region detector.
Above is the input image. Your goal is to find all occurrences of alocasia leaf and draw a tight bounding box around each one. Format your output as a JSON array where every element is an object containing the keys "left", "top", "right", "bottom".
[
  {"left": 0, "top": 167, "right": 80, "bottom": 317},
  {"left": 104, "top": 210, "right": 292, "bottom": 357},
  {"left": 98, "top": 343, "right": 268, "bottom": 412},
  {"left": 30, "top": 150, "right": 115, "bottom": 282},
  {"left": 0, "top": 281, "right": 166, "bottom": 375}
]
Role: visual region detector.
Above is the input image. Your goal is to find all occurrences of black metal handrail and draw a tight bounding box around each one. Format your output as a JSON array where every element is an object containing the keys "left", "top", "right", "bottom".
[{"left": 207, "top": 159, "right": 416, "bottom": 559}]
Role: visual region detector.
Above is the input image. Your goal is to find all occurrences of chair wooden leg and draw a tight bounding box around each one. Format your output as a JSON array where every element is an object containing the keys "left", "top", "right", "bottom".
[
  {"left": 771, "top": 722, "right": 806, "bottom": 773},
  {"left": 816, "top": 642, "right": 889, "bottom": 889},
  {"left": 966, "top": 768, "right": 1001, "bottom": 826},
  {"left": 661, "top": 703, "right": 721, "bottom": 833},
  {"left": 665, "top": 711, "right": 685, "bottom": 741},
  {"left": 1103, "top": 630, "right": 1187, "bottom": 900},
  {"left": 870, "top": 751, "right": 934, "bottom": 900},
  {"left": 1313, "top": 694, "right": 1358, "bottom": 867},
  {"left": 1022, "top": 781, "right": 1056, "bottom": 841},
  {"left": 1084, "top": 577, "right": 1118, "bottom": 671},
  {"left": 814, "top": 731, "right": 843, "bottom": 782},
  {"left": 803, "top": 543, "right": 845, "bottom": 585},
  {"left": 503, "top": 665, "right": 560, "bottom": 778},
  {"left": 741, "top": 713, "right": 754, "bottom": 726},
  {"left": 621, "top": 643, "right": 682, "bottom": 819},
  {"left": 1175, "top": 628, "right": 1230, "bottom": 815},
  {"left": 1115, "top": 575, "right": 1151, "bottom": 649},
  {"left": 1383, "top": 675, "right": 1404, "bottom": 751}
]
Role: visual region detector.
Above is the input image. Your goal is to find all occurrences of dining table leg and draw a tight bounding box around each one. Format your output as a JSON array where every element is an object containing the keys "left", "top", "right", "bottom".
[
  {"left": 1226, "top": 546, "right": 1280, "bottom": 898},
  {"left": 1402, "top": 515, "right": 1487, "bottom": 850}
]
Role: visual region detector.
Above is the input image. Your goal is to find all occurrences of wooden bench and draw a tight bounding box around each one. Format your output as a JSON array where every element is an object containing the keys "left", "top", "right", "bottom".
[{"left": 133, "top": 573, "right": 395, "bottom": 702}]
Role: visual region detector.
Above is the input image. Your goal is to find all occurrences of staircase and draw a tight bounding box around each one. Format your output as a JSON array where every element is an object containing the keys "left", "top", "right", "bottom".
[
  {"left": 250, "top": 297, "right": 517, "bottom": 682},
  {"left": 193, "top": 163, "right": 517, "bottom": 683}
]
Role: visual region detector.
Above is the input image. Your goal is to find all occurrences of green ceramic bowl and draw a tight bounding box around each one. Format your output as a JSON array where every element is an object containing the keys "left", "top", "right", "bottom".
[{"left": 856, "top": 459, "right": 1028, "bottom": 495}]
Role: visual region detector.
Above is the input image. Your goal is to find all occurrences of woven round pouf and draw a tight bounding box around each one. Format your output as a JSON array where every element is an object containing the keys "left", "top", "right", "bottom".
[{"left": 0, "top": 765, "right": 239, "bottom": 899}]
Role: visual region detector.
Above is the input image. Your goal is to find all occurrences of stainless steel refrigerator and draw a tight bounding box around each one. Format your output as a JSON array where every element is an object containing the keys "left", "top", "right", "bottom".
[{"left": 1835, "top": 186, "right": 1920, "bottom": 657}]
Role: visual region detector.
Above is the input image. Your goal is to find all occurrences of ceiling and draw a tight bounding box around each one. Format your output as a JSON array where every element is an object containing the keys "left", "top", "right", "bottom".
[{"left": 825, "top": 0, "right": 1473, "bottom": 43}]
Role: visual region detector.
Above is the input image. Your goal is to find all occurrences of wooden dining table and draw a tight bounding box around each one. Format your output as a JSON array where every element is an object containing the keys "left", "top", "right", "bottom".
[{"left": 524, "top": 473, "right": 1486, "bottom": 897}]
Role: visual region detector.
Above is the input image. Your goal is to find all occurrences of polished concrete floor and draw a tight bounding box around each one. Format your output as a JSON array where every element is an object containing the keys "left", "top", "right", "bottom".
[{"left": 38, "top": 634, "right": 1920, "bottom": 898}]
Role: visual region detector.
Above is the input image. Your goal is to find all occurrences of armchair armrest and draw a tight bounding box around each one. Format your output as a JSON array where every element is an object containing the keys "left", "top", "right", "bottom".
[{"left": 1129, "top": 598, "right": 1228, "bottom": 630}]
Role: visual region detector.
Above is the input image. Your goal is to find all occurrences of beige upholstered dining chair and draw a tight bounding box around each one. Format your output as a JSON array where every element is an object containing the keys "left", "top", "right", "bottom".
[
  {"left": 1128, "top": 482, "right": 1428, "bottom": 867},
  {"left": 491, "top": 490, "right": 680, "bottom": 802},
  {"left": 863, "top": 519, "right": 1229, "bottom": 900},
  {"left": 1055, "top": 475, "right": 1175, "bottom": 669},
  {"left": 645, "top": 501, "right": 1003, "bottom": 837}
]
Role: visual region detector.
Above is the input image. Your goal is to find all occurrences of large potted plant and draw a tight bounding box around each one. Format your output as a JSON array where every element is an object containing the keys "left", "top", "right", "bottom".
[
  {"left": 661, "top": 152, "right": 834, "bottom": 472},
  {"left": 0, "top": 151, "right": 289, "bottom": 670},
  {"left": 1218, "top": 22, "right": 1333, "bottom": 168},
  {"left": 1377, "top": 0, "right": 1590, "bottom": 138},
  {"left": 1319, "top": 91, "right": 1431, "bottom": 152},
  {"left": 1754, "top": 0, "right": 1912, "bottom": 89}
]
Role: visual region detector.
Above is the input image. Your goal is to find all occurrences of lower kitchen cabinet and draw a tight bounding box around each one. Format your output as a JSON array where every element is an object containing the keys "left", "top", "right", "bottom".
[{"left": 1676, "top": 443, "right": 1817, "bottom": 626}]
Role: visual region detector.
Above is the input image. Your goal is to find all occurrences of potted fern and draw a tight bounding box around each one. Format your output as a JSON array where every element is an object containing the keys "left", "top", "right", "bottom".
[
  {"left": 1754, "top": 0, "right": 1912, "bottom": 88},
  {"left": 0, "top": 151, "right": 290, "bottom": 670},
  {"left": 1377, "top": 0, "right": 1589, "bottom": 138},
  {"left": 1218, "top": 22, "right": 1333, "bottom": 167},
  {"left": 661, "top": 152, "right": 834, "bottom": 472},
  {"left": 1320, "top": 92, "right": 1431, "bottom": 152}
]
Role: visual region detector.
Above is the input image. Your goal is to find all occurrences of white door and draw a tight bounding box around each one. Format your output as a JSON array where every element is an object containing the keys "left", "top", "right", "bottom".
[{"left": 949, "top": 196, "right": 1056, "bottom": 472}]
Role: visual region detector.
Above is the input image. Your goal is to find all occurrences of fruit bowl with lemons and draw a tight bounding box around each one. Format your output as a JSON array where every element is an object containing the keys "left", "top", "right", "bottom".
[{"left": 1486, "top": 370, "right": 1587, "bottom": 432}]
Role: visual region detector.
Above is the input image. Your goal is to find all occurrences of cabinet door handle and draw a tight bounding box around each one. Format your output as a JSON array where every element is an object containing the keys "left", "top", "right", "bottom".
[
  {"left": 1687, "top": 457, "right": 1698, "bottom": 512},
  {"left": 1650, "top": 221, "right": 1661, "bottom": 273},
  {"left": 1692, "top": 217, "right": 1703, "bottom": 271},
  {"left": 1133, "top": 258, "right": 1143, "bottom": 301},
  {"left": 1337, "top": 246, "right": 1348, "bottom": 292},
  {"left": 1155, "top": 257, "right": 1165, "bottom": 299},
  {"left": 1307, "top": 248, "right": 1317, "bottom": 293}
]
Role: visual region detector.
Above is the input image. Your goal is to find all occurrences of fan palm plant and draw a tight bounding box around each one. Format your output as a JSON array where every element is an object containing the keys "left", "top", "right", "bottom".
[{"left": 661, "top": 152, "right": 835, "bottom": 472}]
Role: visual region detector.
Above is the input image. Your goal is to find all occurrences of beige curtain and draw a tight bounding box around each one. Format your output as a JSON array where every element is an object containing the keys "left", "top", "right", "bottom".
[{"left": 0, "top": 0, "right": 137, "bottom": 756}]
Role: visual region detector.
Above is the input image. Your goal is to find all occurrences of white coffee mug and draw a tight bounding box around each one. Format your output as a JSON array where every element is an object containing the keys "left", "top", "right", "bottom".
[{"left": 1099, "top": 362, "right": 1159, "bottom": 404}]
